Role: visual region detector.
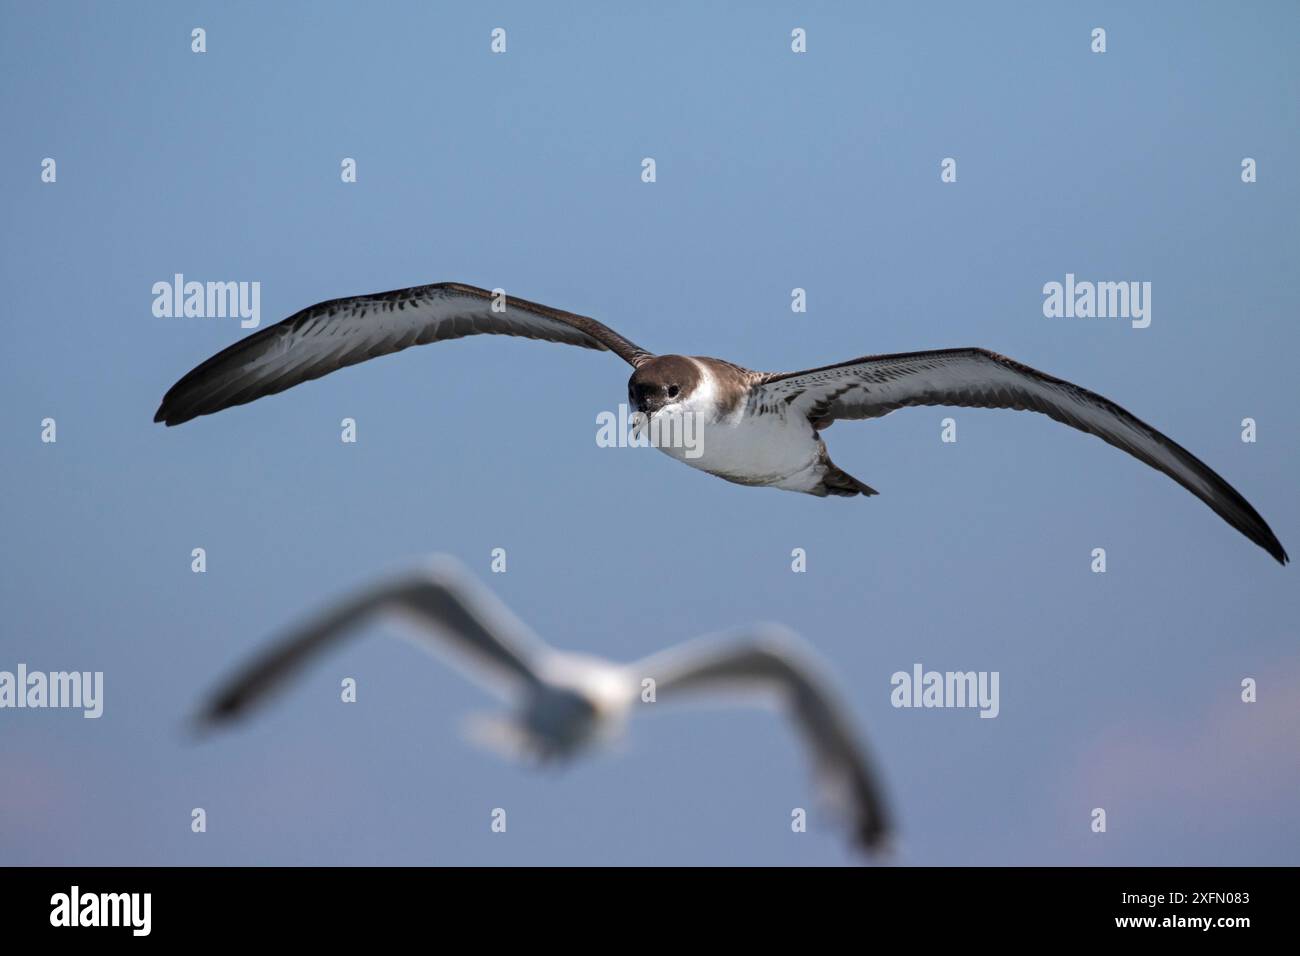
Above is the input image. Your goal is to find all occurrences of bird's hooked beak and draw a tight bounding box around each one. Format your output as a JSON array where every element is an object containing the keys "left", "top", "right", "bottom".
[
  {"left": 630, "top": 407, "right": 651, "bottom": 439},
  {"left": 629, "top": 383, "right": 674, "bottom": 420},
  {"left": 628, "top": 387, "right": 657, "bottom": 437}
]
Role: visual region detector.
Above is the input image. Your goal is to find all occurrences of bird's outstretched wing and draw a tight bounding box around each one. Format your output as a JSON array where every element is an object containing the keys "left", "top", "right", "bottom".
[
  {"left": 757, "top": 347, "right": 1287, "bottom": 564},
  {"left": 155, "top": 282, "right": 653, "bottom": 425},
  {"left": 197, "top": 557, "right": 547, "bottom": 727},
  {"left": 630, "top": 626, "right": 893, "bottom": 854}
]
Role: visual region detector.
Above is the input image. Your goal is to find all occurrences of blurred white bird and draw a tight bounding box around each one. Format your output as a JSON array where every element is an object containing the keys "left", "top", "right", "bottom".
[{"left": 196, "top": 556, "right": 894, "bottom": 855}]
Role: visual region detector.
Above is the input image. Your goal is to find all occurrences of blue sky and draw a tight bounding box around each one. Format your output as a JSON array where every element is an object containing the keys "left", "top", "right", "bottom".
[{"left": 1, "top": 1, "right": 1296, "bottom": 865}]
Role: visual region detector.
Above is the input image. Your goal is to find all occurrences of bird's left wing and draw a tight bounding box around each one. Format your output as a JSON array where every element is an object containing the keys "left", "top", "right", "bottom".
[
  {"left": 630, "top": 627, "right": 893, "bottom": 854},
  {"left": 197, "top": 557, "right": 548, "bottom": 727},
  {"left": 155, "top": 282, "right": 653, "bottom": 425},
  {"left": 756, "top": 347, "right": 1287, "bottom": 564}
]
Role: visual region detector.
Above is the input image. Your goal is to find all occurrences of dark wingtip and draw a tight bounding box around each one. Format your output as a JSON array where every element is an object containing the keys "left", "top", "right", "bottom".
[
  {"left": 185, "top": 709, "right": 221, "bottom": 743},
  {"left": 190, "top": 692, "right": 245, "bottom": 734},
  {"left": 856, "top": 821, "right": 894, "bottom": 858},
  {"left": 153, "top": 390, "right": 177, "bottom": 425},
  {"left": 154, "top": 396, "right": 195, "bottom": 426},
  {"left": 1250, "top": 521, "right": 1288, "bottom": 565}
]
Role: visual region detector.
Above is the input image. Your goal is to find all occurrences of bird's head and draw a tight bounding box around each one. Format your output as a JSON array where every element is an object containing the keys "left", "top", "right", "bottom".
[
  {"left": 627, "top": 355, "right": 702, "bottom": 420},
  {"left": 465, "top": 684, "right": 610, "bottom": 766}
]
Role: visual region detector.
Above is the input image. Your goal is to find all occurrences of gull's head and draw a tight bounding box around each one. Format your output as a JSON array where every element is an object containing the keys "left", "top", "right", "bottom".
[
  {"left": 525, "top": 657, "right": 636, "bottom": 761},
  {"left": 464, "top": 690, "right": 599, "bottom": 765},
  {"left": 513, "top": 684, "right": 607, "bottom": 763},
  {"left": 627, "top": 355, "right": 702, "bottom": 420},
  {"left": 466, "top": 658, "right": 633, "bottom": 765}
]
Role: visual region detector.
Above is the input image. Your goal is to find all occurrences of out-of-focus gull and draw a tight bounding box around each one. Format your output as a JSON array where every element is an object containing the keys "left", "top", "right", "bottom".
[
  {"left": 154, "top": 281, "right": 1286, "bottom": 564},
  {"left": 196, "top": 556, "right": 893, "bottom": 855}
]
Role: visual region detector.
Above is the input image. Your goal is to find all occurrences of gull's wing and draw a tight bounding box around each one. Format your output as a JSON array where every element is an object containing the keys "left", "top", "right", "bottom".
[
  {"left": 197, "top": 557, "right": 547, "bottom": 727},
  {"left": 630, "top": 627, "right": 892, "bottom": 854},
  {"left": 757, "top": 347, "right": 1287, "bottom": 564},
  {"left": 155, "top": 282, "right": 653, "bottom": 425}
]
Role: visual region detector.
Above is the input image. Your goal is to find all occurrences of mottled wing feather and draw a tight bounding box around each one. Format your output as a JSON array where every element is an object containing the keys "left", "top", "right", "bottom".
[
  {"left": 757, "top": 347, "right": 1286, "bottom": 564},
  {"left": 155, "top": 282, "right": 651, "bottom": 425}
]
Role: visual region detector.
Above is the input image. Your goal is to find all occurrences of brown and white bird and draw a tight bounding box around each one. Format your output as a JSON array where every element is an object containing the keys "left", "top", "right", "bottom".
[
  {"left": 155, "top": 282, "right": 1287, "bottom": 564},
  {"left": 196, "top": 556, "right": 894, "bottom": 855}
]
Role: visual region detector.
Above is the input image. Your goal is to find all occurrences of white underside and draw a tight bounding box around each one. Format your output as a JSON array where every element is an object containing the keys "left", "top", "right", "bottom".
[{"left": 649, "top": 362, "right": 828, "bottom": 493}]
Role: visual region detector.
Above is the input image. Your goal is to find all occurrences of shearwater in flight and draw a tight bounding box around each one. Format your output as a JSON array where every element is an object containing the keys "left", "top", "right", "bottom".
[
  {"left": 155, "top": 282, "right": 1287, "bottom": 564},
  {"left": 196, "top": 556, "right": 894, "bottom": 855}
]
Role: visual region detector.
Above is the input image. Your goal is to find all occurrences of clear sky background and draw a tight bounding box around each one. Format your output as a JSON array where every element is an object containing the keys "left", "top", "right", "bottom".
[{"left": 1, "top": 1, "right": 1296, "bottom": 865}]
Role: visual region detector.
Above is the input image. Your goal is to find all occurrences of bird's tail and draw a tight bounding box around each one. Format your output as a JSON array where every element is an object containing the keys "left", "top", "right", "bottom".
[
  {"left": 818, "top": 460, "right": 879, "bottom": 498},
  {"left": 461, "top": 713, "right": 536, "bottom": 762}
]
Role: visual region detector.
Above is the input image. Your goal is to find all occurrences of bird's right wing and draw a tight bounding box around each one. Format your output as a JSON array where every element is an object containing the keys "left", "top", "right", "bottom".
[
  {"left": 630, "top": 627, "right": 892, "bottom": 853},
  {"left": 197, "top": 557, "right": 546, "bottom": 727},
  {"left": 756, "top": 347, "right": 1287, "bottom": 564},
  {"left": 155, "top": 282, "right": 653, "bottom": 425}
]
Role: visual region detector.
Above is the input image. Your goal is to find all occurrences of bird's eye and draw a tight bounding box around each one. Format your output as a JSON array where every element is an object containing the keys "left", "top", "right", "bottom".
[{"left": 668, "top": 385, "right": 680, "bottom": 398}]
